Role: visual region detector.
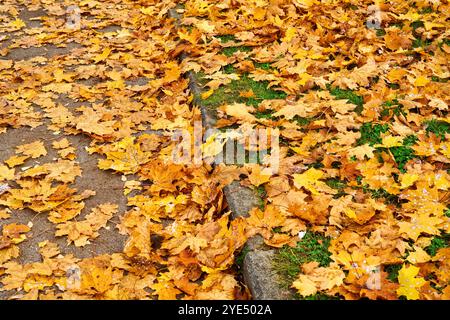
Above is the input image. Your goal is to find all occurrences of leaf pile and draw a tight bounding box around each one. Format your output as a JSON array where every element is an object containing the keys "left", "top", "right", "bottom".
[{"left": 179, "top": 0, "right": 450, "bottom": 299}]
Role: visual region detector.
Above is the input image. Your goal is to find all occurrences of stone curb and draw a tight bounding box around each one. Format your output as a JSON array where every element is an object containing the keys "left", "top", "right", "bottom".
[{"left": 168, "top": 8, "right": 289, "bottom": 300}]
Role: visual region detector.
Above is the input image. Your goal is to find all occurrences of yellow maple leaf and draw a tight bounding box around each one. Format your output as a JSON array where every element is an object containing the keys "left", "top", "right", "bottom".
[
  {"left": 201, "top": 88, "right": 214, "bottom": 99},
  {"left": 282, "top": 27, "right": 297, "bottom": 42},
  {"left": 222, "top": 103, "right": 257, "bottom": 123},
  {"left": 292, "top": 274, "right": 317, "bottom": 296},
  {"left": 398, "top": 213, "right": 442, "bottom": 241},
  {"left": 140, "top": 7, "right": 155, "bottom": 15},
  {"left": 196, "top": 20, "right": 215, "bottom": 33},
  {"left": 400, "top": 173, "right": 419, "bottom": 189},
  {"left": 397, "top": 265, "right": 426, "bottom": 300},
  {"left": 407, "top": 246, "right": 431, "bottom": 264},
  {"left": 9, "top": 18, "right": 26, "bottom": 29},
  {"left": 293, "top": 168, "right": 325, "bottom": 195},
  {"left": 414, "top": 76, "right": 430, "bottom": 87},
  {"left": 94, "top": 47, "right": 111, "bottom": 63},
  {"left": 375, "top": 135, "right": 403, "bottom": 148},
  {"left": 248, "top": 165, "right": 272, "bottom": 187},
  {"left": 347, "top": 144, "right": 375, "bottom": 160},
  {"left": 294, "top": 0, "right": 317, "bottom": 8},
  {"left": 0, "top": 165, "right": 14, "bottom": 181},
  {"left": 15, "top": 141, "right": 47, "bottom": 159}
]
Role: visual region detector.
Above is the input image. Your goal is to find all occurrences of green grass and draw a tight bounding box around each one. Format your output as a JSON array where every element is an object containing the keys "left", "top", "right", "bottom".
[
  {"left": 357, "top": 123, "right": 418, "bottom": 171},
  {"left": 235, "top": 245, "right": 250, "bottom": 273},
  {"left": 358, "top": 123, "right": 389, "bottom": 146},
  {"left": 201, "top": 73, "right": 287, "bottom": 108},
  {"left": 222, "top": 45, "right": 252, "bottom": 57},
  {"left": 431, "top": 76, "right": 449, "bottom": 83},
  {"left": 388, "top": 135, "right": 418, "bottom": 172},
  {"left": 380, "top": 99, "right": 405, "bottom": 118},
  {"left": 385, "top": 264, "right": 402, "bottom": 282},
  {"left": 217, "top": 34, "right": 236, "bottom": 43},
  {"left": 419, "top": 7, "right": 433, "bottom": 14},
  {"left": 274, "top": 231, "right": 335, "bottom": 299},
  {"left": 411, "top": 20, "right": 424, "bottom": 30},
  {"left": 255, "top": 185, "right": 267, "bottom": 210},
  {"left": 412, "top": 37, "right": 432, "bottom": 49},
  {"left": 275, "top": 231, "right": 332, "bottom": 281},
  {"left": 326, "top": 178, "right": 347, "bottom": 198},
  {"left": 368, "top": 187, "right": 399, "bottom": 205},
  {"left": 328, "top": 86, "right": 364, "bottom": 113},
  {"left": 425, "top": 119, "right": 450, "bottom": 140},
  {"left": 255, "top": 109, "right": 276, "bottom": 120},
  {"left": 294, "top": 292, "right": 340, "bottom": 300},
  {"left": 294, "top": 116, "right": 313, "bottom": 126},
  {"left": 425, "top": 233, "right": 450, "bottom": 256},
  {"left": 253, "top": 62, "right": 273, "bottom": 71}
]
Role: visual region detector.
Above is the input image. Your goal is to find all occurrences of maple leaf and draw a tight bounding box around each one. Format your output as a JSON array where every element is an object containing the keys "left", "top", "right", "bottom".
[
  {"left": 406, "top": 246, "right": 431, "bottom": 264},
  {"left": 247, "top": 165, "right": 272, "bottom": 187},
  {"left": 221, "top": 103, "right": 257, "bottom": 123},
  {"left": 55, "top": 203, "right": 117, "bottom": 247},
  {"left": 397, "top": 265, "right": 426, "bottom": 300},
  {"left": 293, "top": 168, "right": 327, "bottom": 195},
  {"left": 98, "top": 137, "right": 152, "bottom": 174},
  {"left": 93, "top": 48, "right": 112, "bottom": 63},
  {"left": 292, "top": 262, "right": 345, "bottom": 297},
  {"left": 0, "top": 165, "right": 15, "bottom": 181},
  {"left": 398, "top": 213, "right": 443, "bottom": 241},
  {"left": 15, "top": 141, "right": 47, "bottom": 159}
]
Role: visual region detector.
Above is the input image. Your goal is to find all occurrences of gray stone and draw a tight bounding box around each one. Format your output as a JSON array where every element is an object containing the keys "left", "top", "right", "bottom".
[
  {"left": 224, "top": 181, "right": 260, "bottom": 219},
  {"left": 243, "top": 250, "right": 291, "bottom": 300}
]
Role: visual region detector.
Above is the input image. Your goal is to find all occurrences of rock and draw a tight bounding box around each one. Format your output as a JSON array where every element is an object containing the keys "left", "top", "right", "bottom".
[
  {"left": 224, "top": 181, "right": 260, "bottom": 219},
  {"left": 243, "top": 250, "right": 291, "bottom": 300}
]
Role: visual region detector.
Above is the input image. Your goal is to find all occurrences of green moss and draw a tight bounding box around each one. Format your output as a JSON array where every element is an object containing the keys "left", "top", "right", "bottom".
[
  {"left": 412, "top": 37, "right": 432, "bottom": 48},
  {"left": 201, "top": 73, "right": 287, "bottom": 108},
  {"left": 385, "top": 264, "right": 402, "bottom": 282},
  {"left": 328, "top": 86, "right": 364, "bottom": 113},
  {"left": 388, "top": 135, "right": 418, "bottom": 172},
  {"left": 419, "top": 7, "right": 433, "bottom": 14},
  {"left": 221, "top": 45, "right": 252, "bottom": 57},
  {"left": 425, "top": 233, "right": 450, "bottom": 256},
  {"left": 253, "top": 62, "right": 273, "bottom": 71},
  {"left": 293, "top": 116, "right": 313, "bottom": 126},
  {"left": 217, "top": 34, "right": 236, "bottom": 43},
  {"left": 294, "top": 292, "right": 340, "bottom": 300},
  {"left": 326, "top": 179, "right": 347, "bottom": 198},
  {"left": 386, "top": 82, "right": 400, "bottom": 89},
  {"left": 411, "top": 20, "right": 424, "bottom": 30},
  {"left": 326, "top": 178, "right": 347, "bottom": 190},
  {"left": 255, "top": 185, "right": 267, "bottom": 210},
  {"left": 275, "top": 231, "right": 332, "bottom": 282},
  {"left": 235, "top": 245, "right": 250, "bottom": 273},
  {"left": 223, "top": 64, "right": 237, "bottom": 74},
  {"left": 380, "top": 99, "right": 405, "bottom": 118},
  {"left": 358, "top": 123, "right": 389, "bottom": 146},
  {"left": 274, "top": 231, "right": 337, "bottom": 299},
  {"left": 255, "top": 110, "right": 275, "bottom": 120},
  {"left": 367, "top": 187, "right": 399, "bottom": 205},
  {"left": 431, "top": 76, "right": 449, "bottom": 83},
  {"left": 425, "top": 119, "right": 450, "bottom": 140}
]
